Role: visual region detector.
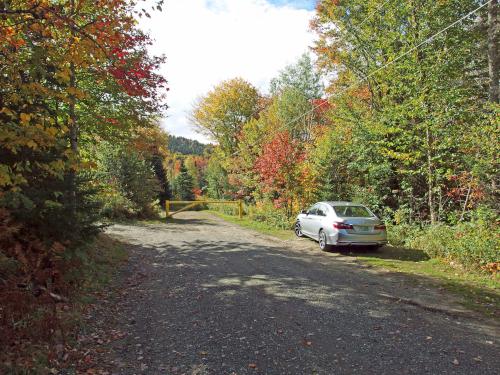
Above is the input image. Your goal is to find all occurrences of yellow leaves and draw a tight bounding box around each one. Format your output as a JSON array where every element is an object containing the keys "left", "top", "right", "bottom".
[
  {"left": 55, "top": 69, "right": 71, "bottom": 83},
  {"left": 1, "top": 107, "right": 15, "bottom": 118},
  {"left": 80, "top": 161, "right": 97, "bottom": 170},
  {"left": 66, "top": 87, "right": 86, "bottom": 99},
  {"left": 26, "top": 140, "right": 38, "bottom": 150},
  {"left": 48, "top": 160, "right": 66, "bottom": 173},
  {"left": 20, "top": 113, "right": 31, "bottom": 124},
  {"left": 0, "top": 165, "right": 27, "bottom": 188},
  {"left": 45, "top": 127, "right": 58, "bottom": 137}
]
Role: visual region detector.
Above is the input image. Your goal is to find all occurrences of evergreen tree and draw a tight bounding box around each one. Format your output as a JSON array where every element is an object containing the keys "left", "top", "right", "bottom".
[
  {"left": 173, "top": 162, "right": 195, "bottom": 200},
  {"left": 151, "top": 154, "right": 171, "bottom": 204}
]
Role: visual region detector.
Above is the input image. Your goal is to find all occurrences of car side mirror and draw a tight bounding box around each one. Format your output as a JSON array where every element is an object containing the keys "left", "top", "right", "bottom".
[{"left": 301, "top": 209, "right": 308, "bottom": 215}]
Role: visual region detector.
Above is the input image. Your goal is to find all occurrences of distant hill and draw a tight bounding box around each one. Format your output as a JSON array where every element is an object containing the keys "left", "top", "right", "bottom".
[{"left": 168, "top": 135, "right": 210, "bottom": 155}]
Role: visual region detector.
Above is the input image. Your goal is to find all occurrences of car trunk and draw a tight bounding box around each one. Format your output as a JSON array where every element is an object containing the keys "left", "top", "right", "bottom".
[{"left": 341, "top": 217, "right": 382, "bottom": 234}]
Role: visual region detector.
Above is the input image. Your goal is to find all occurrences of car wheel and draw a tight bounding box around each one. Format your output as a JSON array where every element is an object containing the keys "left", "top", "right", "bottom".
[
  {"left": 318, "top": 230, "right": 330, "bottom": 251},
  {"left": 294, "top": 221, "right": 304, "bottom": 237}
]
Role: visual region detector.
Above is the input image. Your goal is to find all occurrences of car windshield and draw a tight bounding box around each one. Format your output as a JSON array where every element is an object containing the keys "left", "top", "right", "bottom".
[{"left": 333, "top": 205, "right": 373, "bottom": 218}]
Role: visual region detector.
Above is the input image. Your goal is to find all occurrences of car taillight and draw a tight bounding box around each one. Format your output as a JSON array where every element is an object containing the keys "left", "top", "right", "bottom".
[
  {"left": 374, "top": 224, "right": 386, "bottom": 230},
  {"left": 333, "top": 222, "right": 353, "bottom": 230}
]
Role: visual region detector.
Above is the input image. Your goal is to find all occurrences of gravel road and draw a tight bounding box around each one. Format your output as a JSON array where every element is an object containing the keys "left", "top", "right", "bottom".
[{"left": 94, "top": 211, "right": 499, "bottom": 375}]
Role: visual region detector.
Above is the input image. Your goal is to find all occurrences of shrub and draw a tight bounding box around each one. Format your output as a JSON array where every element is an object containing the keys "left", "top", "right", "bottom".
[
  {"left": 97, "top": 144, "right": 160, "bottom": 218},
  {"left": 100, "top": 191, "right": 137, "bottom": 219},
  {"left": 248, "top": 201, "right": 294, "bottom": 230},
  {"left": 409, "top": 221, "right": 499, "bottom": 270},
  {"left": 386, "top": 223, "right": 422, "bottom": 247}
]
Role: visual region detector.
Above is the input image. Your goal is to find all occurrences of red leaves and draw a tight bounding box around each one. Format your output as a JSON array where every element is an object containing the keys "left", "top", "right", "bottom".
[
  {"left": 445, "top": 172, "right": 484, "bottom": 206},
  {"left": 108, "top": 47, "right": 167, "bottom": 99},
  {"left": 254, "top": 131, "right": 305, "bottom": 191}
]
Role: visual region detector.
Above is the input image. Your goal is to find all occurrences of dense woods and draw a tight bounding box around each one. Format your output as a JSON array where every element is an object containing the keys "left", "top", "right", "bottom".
[
  {"left": 167, "top": 134, "right": 210, "bottom": 155},
  {"left": 0, "top": 0, "right": 498, "bottom": 370},
  {"left": 190, "top": 1, "right": 499, "bottom": 270},
  {"left": 0, "top": 0, "right": 169, "bottom": 369}
]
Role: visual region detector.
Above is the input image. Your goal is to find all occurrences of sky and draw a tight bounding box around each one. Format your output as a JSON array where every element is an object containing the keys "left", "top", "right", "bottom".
[{"left": 139, "top": 0, "right": 317, "bottom": 143}]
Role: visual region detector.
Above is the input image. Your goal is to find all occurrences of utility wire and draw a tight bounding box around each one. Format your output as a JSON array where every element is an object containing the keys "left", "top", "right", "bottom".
[
  {"left": 230, "top": 0, "right": 491, "bottom": 157},
  {"left": 230, "top": 1, "right": 395, "bottom": 156},
  {"left": 278, "top": 0, "right": 492, "bottom": 134}
]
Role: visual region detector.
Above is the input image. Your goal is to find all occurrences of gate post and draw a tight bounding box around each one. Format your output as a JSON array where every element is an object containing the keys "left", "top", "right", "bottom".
[
  {"left": 238, "top": 199, "right": 243, "bottom": 219},
  {"left": 166, "top": 200, "right": 170, "bottom": 218}
]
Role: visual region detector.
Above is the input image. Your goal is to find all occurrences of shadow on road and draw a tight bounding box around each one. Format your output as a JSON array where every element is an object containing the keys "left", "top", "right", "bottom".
[
  {"left": 340, "top": 245, "right": 431, "bottom": 262},
  {"left": 100, "top": 226, "right": 500, "bottom": 375}
]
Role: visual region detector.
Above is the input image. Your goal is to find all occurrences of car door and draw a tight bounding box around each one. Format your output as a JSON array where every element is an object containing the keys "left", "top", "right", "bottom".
[
  {"left": 301, "top": 204, "right": 318, "bottom": 236},
  {"left": 309, "top": 204, "right": 328, "bottom": 239}
]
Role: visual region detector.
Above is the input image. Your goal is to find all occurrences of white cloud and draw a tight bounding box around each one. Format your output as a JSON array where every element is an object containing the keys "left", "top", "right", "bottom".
[{"left": 140, "top": 0, "right": 315, "bottom": 143}]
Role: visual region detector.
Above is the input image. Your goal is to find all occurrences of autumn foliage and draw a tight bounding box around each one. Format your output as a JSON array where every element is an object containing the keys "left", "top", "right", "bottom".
[
  {"left": 1, "top": 0, "right": 167, "bottom": 369},
  {"left": 255, "top": 131, "right": 305, "bottom": 211}
]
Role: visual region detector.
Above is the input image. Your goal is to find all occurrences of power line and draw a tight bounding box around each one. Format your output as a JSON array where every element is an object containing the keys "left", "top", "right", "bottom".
[
  {"left": 231, "top": 2, "right": 396, "bottom": 157},
  {"left": 230, "top": 0, "right": 492, "bottom": 157},
  {"left": 279, "top": 0, "right": 492, "bottom": 133}
]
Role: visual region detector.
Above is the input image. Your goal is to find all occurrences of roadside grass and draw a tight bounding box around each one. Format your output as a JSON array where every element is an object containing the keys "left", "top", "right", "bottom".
[
  {"left": 207, "top": 210, "right": 295, "bottom": 241},
  {"left": 209, "top": 211, "right": 499, "bottom": 318},
  {"left": 0, "top": 234, "right": 127, "bottom": 374},
  {"left": 352, "top": 247, "right": 499, "bottom": 317},
  {"left": 76, "top": 234, "right": 128, "bottom": 300}
]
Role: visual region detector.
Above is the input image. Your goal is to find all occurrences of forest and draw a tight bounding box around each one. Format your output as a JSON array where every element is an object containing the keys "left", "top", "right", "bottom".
[
  {"left": 0, "top": 0, "right": 498, "bottom": 370},
  {"left": 168, "top": 134, "right": 210, "bottom": 155},
  {"left": 188, "top": 0, "right": 499, "bottom": 272},
  {"left": 0, "top": 0, "right": 171, "bottom": 368}
]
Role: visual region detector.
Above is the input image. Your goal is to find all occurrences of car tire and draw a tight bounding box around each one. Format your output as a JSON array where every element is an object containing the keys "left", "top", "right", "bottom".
[
  {"left": 318, "top": 229, "right": 331, "bottom": 251},
  {"left": 294, "top": 221, "right": 304, "bottom": 237}
]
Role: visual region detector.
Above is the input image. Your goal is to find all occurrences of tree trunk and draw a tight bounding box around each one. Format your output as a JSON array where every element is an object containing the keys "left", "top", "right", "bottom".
[
  {"left": 68, "top": 0, "right": 78, "bottom": 217},
  {"left": 69, "top": 62, "right": 77, "bottom": 154},
  {"left": 488, "top": 0, "right": 499, "bottom": 103},
  {"left": 426, "top": 125, "right": 436, "bottom": 225}
]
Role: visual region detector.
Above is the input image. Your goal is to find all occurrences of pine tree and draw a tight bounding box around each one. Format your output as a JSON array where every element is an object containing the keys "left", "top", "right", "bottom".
[{"left": 173, "top": 162, "right": 195, "bottom": 200}]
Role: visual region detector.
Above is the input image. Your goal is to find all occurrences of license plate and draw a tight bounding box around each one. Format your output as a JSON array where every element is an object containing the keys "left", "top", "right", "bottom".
[{"left": 355, "top": 226, "right": 371, "bottom": 232}]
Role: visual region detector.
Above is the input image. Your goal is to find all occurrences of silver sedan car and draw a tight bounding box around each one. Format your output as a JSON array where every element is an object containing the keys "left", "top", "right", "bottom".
[{"left": 295, "top": 201, "right": 387, "bottom": 251}]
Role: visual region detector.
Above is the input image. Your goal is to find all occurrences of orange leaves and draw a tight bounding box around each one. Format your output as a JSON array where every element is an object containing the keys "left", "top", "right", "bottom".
[
  {"left": 20, "top": 113, "right": 31, "bottom": 124},
  {"left": 1, "top": 25, "right": 26, "bottom": 49},
  {"left": 130, "top": 125, "right": 170, "bottom": 158},
  {"left": 481, "top": 262, "right": 499, "bottom": 274},
  {"left": 254, "top": 131, "right": 305, "bottom": 194},
  {"left": 445, "top": 172, "right": 485, "bottom": 207}
]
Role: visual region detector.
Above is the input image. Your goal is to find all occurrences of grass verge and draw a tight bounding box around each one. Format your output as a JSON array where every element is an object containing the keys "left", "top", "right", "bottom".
[
  {"left": 353, "top": 247, "right": 499, "bottom": 317},
  {"left": 210, "top": 212, "right": 499, "bottom": 318},
  {"left": 207, "top": 210, "right": 295, "bottom": 241},
  {"left": 0, "top": 234, "right": 127, "bottom": 374}
]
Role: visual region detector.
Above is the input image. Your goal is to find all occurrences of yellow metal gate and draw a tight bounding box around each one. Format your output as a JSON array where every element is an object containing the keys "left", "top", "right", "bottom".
[{"left": 165, "top": 200, "right": 243, "bottom": 219}]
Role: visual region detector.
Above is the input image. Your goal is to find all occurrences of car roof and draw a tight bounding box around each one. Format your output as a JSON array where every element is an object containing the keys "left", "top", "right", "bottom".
[{"left": 324, "top": 201, "right": 366, "bottom": 207}]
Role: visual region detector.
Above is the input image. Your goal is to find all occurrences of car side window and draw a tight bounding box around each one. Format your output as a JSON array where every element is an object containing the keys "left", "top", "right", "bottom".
[
  {"left": 308, "top": 205, "right": 318, "bottom": 215},
  {"left": 317, "top": 205, "right": 327, "bottom": 217}
]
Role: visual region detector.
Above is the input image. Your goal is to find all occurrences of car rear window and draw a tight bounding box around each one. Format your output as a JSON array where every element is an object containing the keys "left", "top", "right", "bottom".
[{"left": 333, "top": 205, "right": 373, "bottom": 218}]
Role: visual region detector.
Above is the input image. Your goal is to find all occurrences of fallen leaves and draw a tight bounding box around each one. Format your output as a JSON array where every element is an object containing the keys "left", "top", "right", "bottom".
[{"left": 302, "top": 339, "right": 312, "bottom": 347}]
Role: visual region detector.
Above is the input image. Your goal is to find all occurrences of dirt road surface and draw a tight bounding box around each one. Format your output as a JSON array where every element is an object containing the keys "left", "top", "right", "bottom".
[{"left": 89, "top": 211, "right": 499, "bottom": 374}]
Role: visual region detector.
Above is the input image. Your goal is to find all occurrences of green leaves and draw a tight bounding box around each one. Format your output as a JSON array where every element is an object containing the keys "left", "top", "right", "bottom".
[{"left": 311, "top": 0, "right": 495, "bottom": 223}]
